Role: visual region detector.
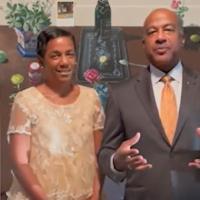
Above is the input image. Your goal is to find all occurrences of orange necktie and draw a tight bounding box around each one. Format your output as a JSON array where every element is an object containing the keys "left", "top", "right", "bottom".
[{"left": 160, "top": 75, "right": 178, "bottom": 144}]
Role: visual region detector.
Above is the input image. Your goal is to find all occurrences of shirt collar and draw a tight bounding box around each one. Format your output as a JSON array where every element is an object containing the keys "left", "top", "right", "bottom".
[{"left": 150, "top": 61, "right": 183, "bottom": 84}]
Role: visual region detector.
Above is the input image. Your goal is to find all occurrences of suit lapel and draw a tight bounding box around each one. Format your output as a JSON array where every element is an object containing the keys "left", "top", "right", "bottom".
[
  {"left": 173, "top": 67, "right": 199, "bottom": 145},
  {"left": 134, "top": 67, "right": 199, "bottom": 147},
  {"left": 134, "top": 68, "right": 169, "bottom": 144}
]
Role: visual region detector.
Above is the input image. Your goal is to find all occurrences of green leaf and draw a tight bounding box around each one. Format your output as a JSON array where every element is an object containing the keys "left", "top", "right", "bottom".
[
  {"left": 38, "top": 18, "right": 45, "bottom": 24},
  {"left": 32, "top": 27, "right": 38, "bottom": 34},
  {"left": 23, "top": 23, "right": 30, "bottom": 32},
  {"left": 14, "top": 21, "right": 23, "bottom": 29},
  {"left": 6, "top": 2, "right": 13, "bottom": 9},
  {"left": 15, "top": 16, "right": 21, "bottom": 21},
  {"left": 13, "top": 4, "right": 17, "bottom": 10},
  {"left": 5, "top": 1, "right": 51, "bottom": 33},
  {"left": 5, "top": 16, "right": 11, "bottom": 19}
]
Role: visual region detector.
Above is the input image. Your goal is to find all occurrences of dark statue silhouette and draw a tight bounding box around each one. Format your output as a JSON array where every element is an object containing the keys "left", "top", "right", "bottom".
[{"left": 77, "top": 0, "right": 129, "bottom": 82}]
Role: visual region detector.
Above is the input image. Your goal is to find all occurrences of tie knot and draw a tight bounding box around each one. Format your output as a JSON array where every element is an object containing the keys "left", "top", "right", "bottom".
[{"left": 161, "top": 75, "right": 173, "bottom": 83}]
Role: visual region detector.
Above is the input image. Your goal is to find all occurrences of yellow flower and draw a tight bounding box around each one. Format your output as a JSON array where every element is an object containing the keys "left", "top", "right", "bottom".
[
  {"left": 10, "top": 73, "right": 24, "bottom": 85},
  {"left": 190, "top": 34, "right": 200, "bottom": 43},
  {"left": 99, "top": 55, "right": 108, "bottom": 64}
]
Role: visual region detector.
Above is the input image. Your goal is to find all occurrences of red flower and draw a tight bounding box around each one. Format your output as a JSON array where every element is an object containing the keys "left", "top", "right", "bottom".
[
  {"left": 171, "top": 0, "right": 181, "bottom": 9},
  {"left": 83, "top": 69, "right": 101, "bottom": 84}
]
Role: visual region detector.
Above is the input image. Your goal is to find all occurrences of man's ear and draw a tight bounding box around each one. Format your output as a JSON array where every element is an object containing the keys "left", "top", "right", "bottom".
[
  {"left": 180, "top": 34, "right": 185, "bottom": 47},
  {"left": 142, "top": 38, "right": 145, "bottom": 44},
  {"left": 142, "top": 38, "right": 145, "bottom": 49},
  {"left": 182, "top": 38, "right": 185, "bottom": 46}
]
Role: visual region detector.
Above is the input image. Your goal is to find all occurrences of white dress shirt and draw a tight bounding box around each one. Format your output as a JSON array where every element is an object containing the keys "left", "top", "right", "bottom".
[{"left": 150, "top": 61, "right": 183, "bottom": 113}]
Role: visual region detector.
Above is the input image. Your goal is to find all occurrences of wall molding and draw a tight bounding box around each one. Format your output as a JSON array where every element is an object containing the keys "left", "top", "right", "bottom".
[
  {"left": 1, "top": 1, "right": 200, "bottom": 26},
  {"left": 74, "top": 5, "right": 200, "bottom": 26}
]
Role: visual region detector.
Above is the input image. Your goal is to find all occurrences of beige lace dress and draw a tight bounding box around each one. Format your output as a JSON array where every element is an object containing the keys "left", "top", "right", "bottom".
[{"left": 7, "top": 85, "right": 105, "bottom": 200}]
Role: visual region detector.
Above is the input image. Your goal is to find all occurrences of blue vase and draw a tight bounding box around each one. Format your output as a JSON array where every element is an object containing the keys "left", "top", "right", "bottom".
[{"left": 94, "top": 83, "right": 108, "bottom": 108}]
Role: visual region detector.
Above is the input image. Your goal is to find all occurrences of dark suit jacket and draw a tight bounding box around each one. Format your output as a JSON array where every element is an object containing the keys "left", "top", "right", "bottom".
[{"left": 98, "top": 66, "right": 200, "bottom": 200}]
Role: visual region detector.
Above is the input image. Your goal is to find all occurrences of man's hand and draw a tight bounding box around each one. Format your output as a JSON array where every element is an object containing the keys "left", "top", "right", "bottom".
[
  {"left": 113, "top": 132, "right": 152, "bottom": 171},
  {"left": 188, "top": 128, "right": 200, "bottom": 169},
  {"left": 196, "top": 127, "right": 200, "bottom": 136}
]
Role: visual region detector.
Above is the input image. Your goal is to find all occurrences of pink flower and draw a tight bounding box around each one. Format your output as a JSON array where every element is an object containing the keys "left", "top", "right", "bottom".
[
  {"left": 83, "top": 68, "right": 101, "bottom": 84},
  {"left": 171, "top": 0, "right": 181, "bottom": 9},
  {"left": 28, "top": 62, "right": 42, "bottom": 85}
]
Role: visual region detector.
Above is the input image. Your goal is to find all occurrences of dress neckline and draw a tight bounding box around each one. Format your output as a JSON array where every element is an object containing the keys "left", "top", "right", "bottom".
[{"left": 32, "top": 85, "right": 82, "bottom": 108}]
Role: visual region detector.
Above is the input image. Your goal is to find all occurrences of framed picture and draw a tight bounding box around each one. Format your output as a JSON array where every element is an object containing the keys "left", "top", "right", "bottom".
[{"left": 54, "top": 0, "right": 74, "bottom": 26}]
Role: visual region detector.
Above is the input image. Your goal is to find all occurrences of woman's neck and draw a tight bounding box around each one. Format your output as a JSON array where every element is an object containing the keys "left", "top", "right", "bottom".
[
  {"left": 36, "top": 82, "right": 80, "bottom": 105},
  {"left": 44, "top": 81, "right": 74, "bottom": 97}
]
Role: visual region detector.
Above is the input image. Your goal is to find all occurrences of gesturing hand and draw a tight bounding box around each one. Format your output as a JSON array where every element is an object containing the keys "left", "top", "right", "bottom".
[
  {"left": 113, "top": 132, "right": 152, "bottom": 171},
  {"left": 188, "top": 128, "right": 200, "bottom": 169},
  {"left": 196, "top": 128, "right": 200, "bottom": 136}
]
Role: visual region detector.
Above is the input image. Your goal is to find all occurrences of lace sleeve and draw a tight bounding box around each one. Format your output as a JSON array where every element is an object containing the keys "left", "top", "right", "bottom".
[
  {"left": 93, "top": 91, "right": 105, "bottom": 131},
  {"left": 7, "top": 92, "right": 32, "bottom": 141}
]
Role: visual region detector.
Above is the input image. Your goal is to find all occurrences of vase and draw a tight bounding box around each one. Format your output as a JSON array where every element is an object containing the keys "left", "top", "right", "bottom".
[
  {"left": 14, "top": 28, "right": 37, "bottom": 57},
  {"left": 94, "top": 83, "right": 108, "bottom": 109}
]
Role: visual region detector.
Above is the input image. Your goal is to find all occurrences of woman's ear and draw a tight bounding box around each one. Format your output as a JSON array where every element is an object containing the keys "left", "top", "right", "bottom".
[{"left": 38, "top": 56, "right": 44, "bottom": 68}]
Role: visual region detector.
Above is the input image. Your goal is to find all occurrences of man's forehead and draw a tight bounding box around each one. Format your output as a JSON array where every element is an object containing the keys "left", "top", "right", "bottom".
[{"left": 144, "top": 10, "right": 178, "bottom": 28}]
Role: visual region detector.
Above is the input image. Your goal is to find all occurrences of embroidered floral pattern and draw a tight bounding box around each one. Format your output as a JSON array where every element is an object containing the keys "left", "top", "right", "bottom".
[{"left": 7, "top": 86, "right": 105, "bottom": 200}]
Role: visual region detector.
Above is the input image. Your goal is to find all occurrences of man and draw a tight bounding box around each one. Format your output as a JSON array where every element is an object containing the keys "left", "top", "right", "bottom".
[{"left": 98, "top": 8, "right": 200, "bottom": 200}]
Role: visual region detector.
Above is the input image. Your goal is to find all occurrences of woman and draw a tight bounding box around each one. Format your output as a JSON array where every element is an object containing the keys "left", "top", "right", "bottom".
[{"left": 7, "top": 27, "right": 105, "bottom": 200}]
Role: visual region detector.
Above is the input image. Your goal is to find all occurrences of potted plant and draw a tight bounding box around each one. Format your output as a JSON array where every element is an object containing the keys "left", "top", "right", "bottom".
[{"left": 5, "top": 0, "right": 52, "bottom": 57}]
